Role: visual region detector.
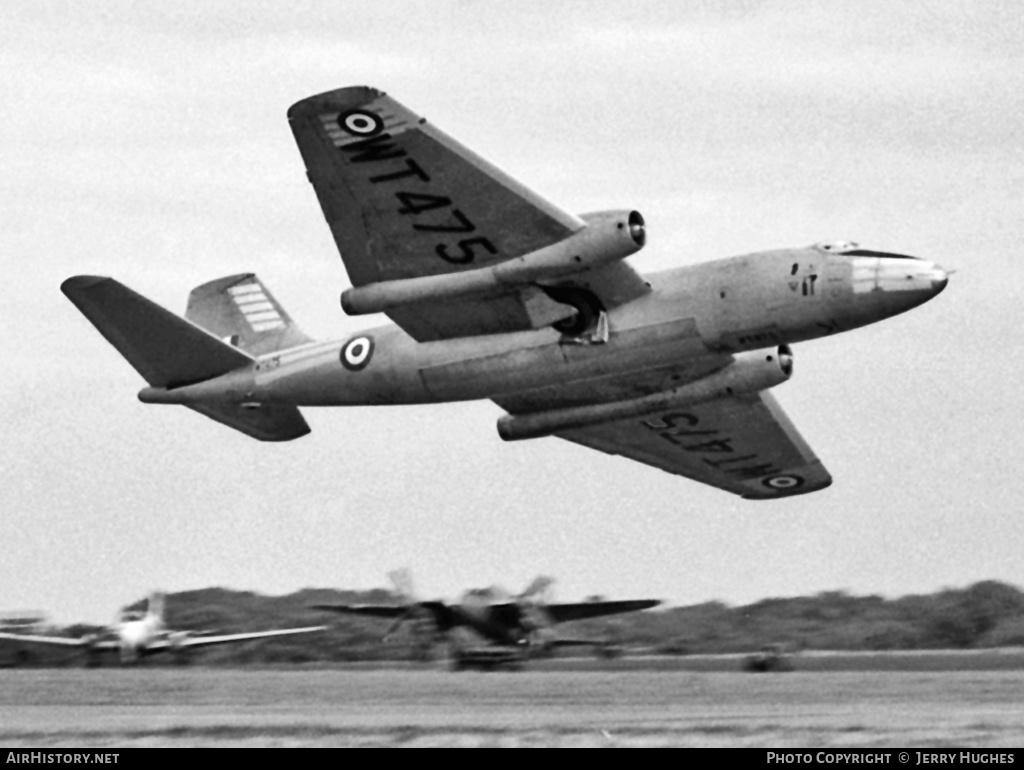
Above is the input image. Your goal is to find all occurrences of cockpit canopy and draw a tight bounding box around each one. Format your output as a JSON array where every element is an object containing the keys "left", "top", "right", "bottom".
[{"left": 815, "top": 241, "right": 919, "bottom": 260}]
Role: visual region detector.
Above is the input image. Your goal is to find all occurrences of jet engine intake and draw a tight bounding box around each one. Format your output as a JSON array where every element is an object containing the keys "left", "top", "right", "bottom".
[
  {"left": 497, "top": 345, "right": 794, "bottom": 441},
  {"left": 340, "top": 210, "right": 646, "bottom": 316}
]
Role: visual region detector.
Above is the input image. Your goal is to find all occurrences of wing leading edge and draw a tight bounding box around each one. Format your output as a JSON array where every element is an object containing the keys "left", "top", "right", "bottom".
[
  {"left": 0, "top": 632, "right": 88, "bottom": 648},
  {"left": 146, "top": 626, "right": 327, "bottom": 652},
  {"left": 311, "top": 604, "right": 409, "bottom": 619}
]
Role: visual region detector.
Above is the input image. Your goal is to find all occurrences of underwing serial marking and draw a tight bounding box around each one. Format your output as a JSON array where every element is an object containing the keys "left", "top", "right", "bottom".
[
  {"left": 641, "top": 411, "right": 783, "bottom": 482},
  {"left": 324, "top": 109, "right": 499, "bottom": 265}
]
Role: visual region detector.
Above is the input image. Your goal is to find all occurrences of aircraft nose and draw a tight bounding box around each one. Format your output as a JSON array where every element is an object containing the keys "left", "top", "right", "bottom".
[
  {"left": 878, "top": 256, "right": 949, "bottom": 296},
  {"left": 909, "top": 259, "right": 949, "bottom": 302},
  {"left": 848, "top": 254, "right": 949, "bottom": 316},
  {"left": 928, "top": 263, "right": 949, "bottom": 294}
]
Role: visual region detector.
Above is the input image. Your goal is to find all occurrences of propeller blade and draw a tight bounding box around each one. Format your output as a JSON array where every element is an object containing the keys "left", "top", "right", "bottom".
[
  {"left": 382, "top": 611, "right": 410, "bottom": 642},
  {"left": 387, "top": 568, "right": 418, "bottom": 603},
  {"left": 518, "top": 576, "right": 554, "bottom": 603}
]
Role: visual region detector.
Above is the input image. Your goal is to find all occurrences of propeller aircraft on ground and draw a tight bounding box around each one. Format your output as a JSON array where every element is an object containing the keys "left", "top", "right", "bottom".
[
  {"left": 0, "top": 593, "right": 325, "bottom": 666},
  {"left": 61, "top": 86, "right": 948, "bottom": 498},
  {"left": 313, "top": 570, "right": 661, "bottom": 670}
]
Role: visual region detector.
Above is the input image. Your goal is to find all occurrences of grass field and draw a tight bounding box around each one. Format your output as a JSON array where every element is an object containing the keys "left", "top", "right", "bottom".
[{"left": 1, "top": 664, "right": 1023, "bottom": 747}]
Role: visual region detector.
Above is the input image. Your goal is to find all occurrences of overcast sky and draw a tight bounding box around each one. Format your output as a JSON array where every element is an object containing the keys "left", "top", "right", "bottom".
[{"left": 3, "top": 1, "right": 1023, "bottom": 623}]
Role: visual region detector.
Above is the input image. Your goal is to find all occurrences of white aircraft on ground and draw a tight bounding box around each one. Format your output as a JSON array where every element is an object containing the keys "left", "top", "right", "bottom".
[
  {"left": 0, "top": 593, "right": 325, "bottom": 665},
  {"left": 61, "top": 86, "right": 948, "bottom": 499}
]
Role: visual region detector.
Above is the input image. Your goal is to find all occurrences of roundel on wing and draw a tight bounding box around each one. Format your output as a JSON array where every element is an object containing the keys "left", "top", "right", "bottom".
[
  {"left": 762, "top": 474, "right": 805, "bottom": 491},
  {"left": 341, "top": 336, "right": 374, "bottom": 371},
  {"left": 337, "top": 109, "right": 384, "bottom": 137}
]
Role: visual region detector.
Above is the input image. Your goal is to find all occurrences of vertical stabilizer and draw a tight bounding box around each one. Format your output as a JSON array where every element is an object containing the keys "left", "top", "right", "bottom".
[
  {"left": 387, "top": 569, "right": 417, "bottom": 603},
  {"left": 186, "top": 274, "right": 313, "bottom": 356},
  {"left": 147, "top": 592, "right": 166, "bottom": 625}
]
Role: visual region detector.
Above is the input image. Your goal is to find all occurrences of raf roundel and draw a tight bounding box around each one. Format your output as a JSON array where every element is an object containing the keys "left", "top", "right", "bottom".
[
  {"left": 337, "top": 110, "right": 384, "bottom": 137},
  {"left": 762, "top": 474, "right": 805, "bottom": 491},
  {"left": 340, "top": 336, "right": 374, "bottom": 371}
]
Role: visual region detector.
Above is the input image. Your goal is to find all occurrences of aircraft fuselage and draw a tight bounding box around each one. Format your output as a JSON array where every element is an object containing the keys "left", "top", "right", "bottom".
[
  {"left": 140, "top": 244, "right": 946, "bottom": 410},
  {"left": 115, "top": 617, "right": 163, "bottom": 663},
  {"left": 448, "top": 605, "right": 532, "bottom": 647}
]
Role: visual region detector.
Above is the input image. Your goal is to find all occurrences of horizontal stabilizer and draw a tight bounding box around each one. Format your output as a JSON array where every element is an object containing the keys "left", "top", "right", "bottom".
[
  {"left": 186, "top": 401, "right": 310, "bottom": 442},
  {"left": 61, "top": 276, "right": 253, "bottom": 389}
]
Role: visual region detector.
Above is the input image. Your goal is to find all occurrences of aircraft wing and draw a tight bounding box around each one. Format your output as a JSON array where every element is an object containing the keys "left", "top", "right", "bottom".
[
  {"left": 543, "top": 600, "right": 662, "bottom": 624},
  {"left": 312, "top": 601, "right": 458, "bottom": 627},
  {"left": 145, "top": 626, "right": 326, "bottom": 651},
  {"left": 288, "top": 86, "right": 650, "bottom": 341},
  {"left": 0, "top": 632, "right": 88, "bottom": 648},
  {"left": 553, "top": 391, "right": 832, "bottom": 499},
  {"left": 486, "top": 599, "right": 660, "bottom": 627},
  {"left": 311, "top": 604, "right": 409, "bottom": 619}
]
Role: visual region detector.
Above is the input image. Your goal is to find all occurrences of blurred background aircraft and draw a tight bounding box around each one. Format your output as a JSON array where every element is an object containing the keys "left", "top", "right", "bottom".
[
  {"left": 0, "top": 592, "right": 325, "bottom": 666},
  {"left": 313, "top": 569, "right": 661, "bottom": 670}
]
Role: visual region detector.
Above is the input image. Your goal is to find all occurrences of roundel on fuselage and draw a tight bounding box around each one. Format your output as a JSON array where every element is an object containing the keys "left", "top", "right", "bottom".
[{"left": 340, "top": 336, "right": 375, "bottom": 371}]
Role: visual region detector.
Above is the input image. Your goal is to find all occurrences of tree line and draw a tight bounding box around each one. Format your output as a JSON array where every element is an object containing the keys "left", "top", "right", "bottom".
[{"left": 30, "top": 580, "right": 1024, "bottom": 664}]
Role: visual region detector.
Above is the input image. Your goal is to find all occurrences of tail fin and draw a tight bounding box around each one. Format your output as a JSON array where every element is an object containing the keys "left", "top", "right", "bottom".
[
  {"left": 61, "top": 276, "right": 252, "bottom": 389},
  {"left": 185, "top": 273, "right": 312, "bottom": 356},
  {"left": 147, "top": 592, "right": 166, "bottom": 624},
  {"left": 387, "top": 569, "right": 418, "bottom": 603}
]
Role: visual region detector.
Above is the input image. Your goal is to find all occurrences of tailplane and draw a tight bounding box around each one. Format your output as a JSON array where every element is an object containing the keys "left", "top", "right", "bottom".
[
  {"left": 61, "top": 275, "right": 311, "bottom": 442},
  {"left": 185, "top": 273, "right": 312, "bottom": 356},
  {"left": 61, "top": 276, "right": 253, "bottom": 389}
]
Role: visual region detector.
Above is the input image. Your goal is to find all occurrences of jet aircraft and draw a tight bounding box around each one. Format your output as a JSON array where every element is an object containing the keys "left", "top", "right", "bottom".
[
  {"left": 313, "top": 570, "right": 660, "bottom": 670},
  {"left": 0, "top": 593, "right": 325, "bottom": 665},
  {"left": 61, "top": 86, "right": 949, "bottom": 499}
]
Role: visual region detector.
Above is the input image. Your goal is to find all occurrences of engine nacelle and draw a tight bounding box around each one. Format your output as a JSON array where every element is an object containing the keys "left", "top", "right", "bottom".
[
  {"left": 492, "top": 209, "right": 645, "bottom": 282},
  {"left": 340, "top": 210, "right": 646, "bottom": 316},
  {"left": 517, "top": 602, "right": 557, "bottom": 654},
  {"left": 497, "top": 345, "right": 793, "bottom": 441}
]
